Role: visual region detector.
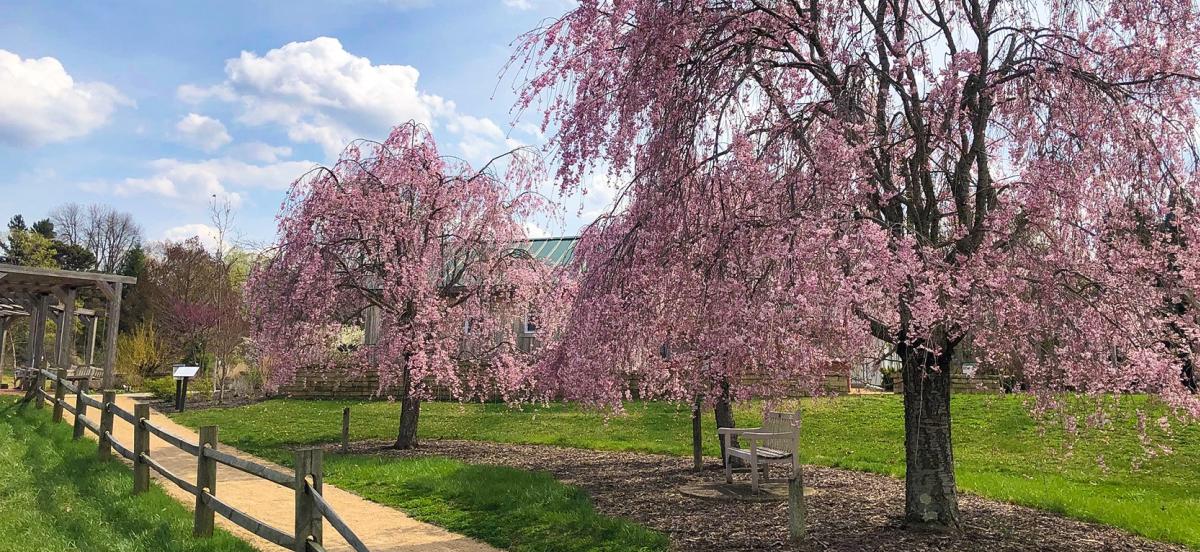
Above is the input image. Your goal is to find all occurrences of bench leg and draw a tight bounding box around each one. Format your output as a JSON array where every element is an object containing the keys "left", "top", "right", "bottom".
[
  {"left": 762, "top": 464, "right": 770, "bottom": 483},
  {"left": 723, "top": 434, "right": 733, "bottom": 484},
  {"left": 750, "top": 454, "right": 759, "bottom": 492}
]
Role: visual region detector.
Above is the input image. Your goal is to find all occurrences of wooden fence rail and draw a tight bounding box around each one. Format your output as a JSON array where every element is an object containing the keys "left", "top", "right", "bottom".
[{"left": 36, "top": 369, "right": 370, "bottom": 552}]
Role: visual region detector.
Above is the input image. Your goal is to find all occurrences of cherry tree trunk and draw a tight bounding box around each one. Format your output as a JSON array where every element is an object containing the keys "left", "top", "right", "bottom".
[
  {"left": 714, "top": 379, "right": 742, "bottom": 467},
  {"left": 395, "top": 395, "right": 421, "bottom": 449},
  {"left": 394, "top": 366, "right": 421, "bottom": 449},
  {"left": 900, "top": 343, "right": 960, "bottom": 530}
]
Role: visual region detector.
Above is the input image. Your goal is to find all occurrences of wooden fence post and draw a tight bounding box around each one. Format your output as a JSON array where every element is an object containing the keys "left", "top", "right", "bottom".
[
  {"left": 35, "top": 369, "right": 45, "bottom": 408},
  {"left": 294, "top": 448, "right": 324, "bottom": 551},
  {"left": 194, "top": 426, "right": 218, "bottom": 537},
  {"left": 72, "top": 381, "right": 89, "bottom": 439},
  {"left": 52, "top": 368, "right": 67, "bottom": 422},
  {"left": 787, "top": 468, "right": 806, "bottom": 544},
  {"left": 341, "top": 407, "right": 351, "bottom": 453},
  {"left": 98, "top": 390, "right": 115, "bottom": 459},
  {"left": 133, "top": 403, "right": 150, "bottom": 494}
]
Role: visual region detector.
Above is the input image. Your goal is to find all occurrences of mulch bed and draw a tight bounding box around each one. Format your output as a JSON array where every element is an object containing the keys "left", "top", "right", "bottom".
[
  {"left": 343, "top": 439, "right": 1185, "bottom": 552},
  {"left": 148, "top": 396, "right": 265, "bottom": 412}
]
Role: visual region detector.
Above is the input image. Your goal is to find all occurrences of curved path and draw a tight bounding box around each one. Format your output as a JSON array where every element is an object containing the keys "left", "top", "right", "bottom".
[{"left": 65, "top": 394, "right": 497, "bottom": 552}]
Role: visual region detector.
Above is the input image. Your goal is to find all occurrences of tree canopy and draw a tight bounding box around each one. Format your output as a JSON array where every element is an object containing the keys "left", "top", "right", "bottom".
[
  {"left": 247, "top": 122, "right": 571, "bottom": 447},
  {"left": 517, "top": 0, "right": 1200, "bottom": 527}
]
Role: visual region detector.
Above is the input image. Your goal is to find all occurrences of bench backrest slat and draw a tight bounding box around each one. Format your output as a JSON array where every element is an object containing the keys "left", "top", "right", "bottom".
[{"left": 762, "top": 411, "right": 801, "bottom": 453}]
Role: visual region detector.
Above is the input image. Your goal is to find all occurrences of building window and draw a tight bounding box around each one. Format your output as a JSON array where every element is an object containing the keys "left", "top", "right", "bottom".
[{"left": 523, "top": 311, "right": 538, "bottom": 334}]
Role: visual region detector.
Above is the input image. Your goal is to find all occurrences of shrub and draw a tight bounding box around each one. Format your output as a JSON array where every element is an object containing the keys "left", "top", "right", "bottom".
[
  {"left": 116, "top": 322, "right": 167, "bottom": 385},
  {"left": 142, "top": 376, "right": 177, "bottom": 401},
  {"left": 142, "top": 375, "right": 213, "bottom": 402}
]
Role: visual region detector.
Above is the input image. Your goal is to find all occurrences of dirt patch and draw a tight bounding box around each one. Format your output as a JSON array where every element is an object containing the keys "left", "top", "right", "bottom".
[{"left": 343, "top": 439, "right": 1185, "bottom": 552}]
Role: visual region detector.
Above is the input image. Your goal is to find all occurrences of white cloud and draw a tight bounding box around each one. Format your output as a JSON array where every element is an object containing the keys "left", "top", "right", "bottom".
[
  {"left": 523, "top": 221, "right": 549, "bottom": 239},
  {"left": 180, "top": 37, "right": 451, "bottom": 156},
  {"left": 111, "top": 157, "right": 317, "bottom": 208},
  {"left": 501, "top": 0, "right": 575, "bottom": 10},
  {"left": 162, "top": 223, "right": 222, "bottom": 251},
  {"left": 515, "top": 122, "right": 545, "bottom": 141},
  {"left": 445, "top": 114, "right": 523, "bottom": 163},
  {"left": 179, "top": 37, "right": 520, "bottom": 164},
  {"left": 0, "top": 49, "right": 131, "bottom": 147},
  {"left": 174, "top": 113, "right": 232, "bottom": 152},
  {"left": 228, "top": 141, "right": 293, "bottom": 163},
  {"left": 578, "top": 170, "right": 627, "bottom": 221},
  {"left": 177, "top": 82, "right": 235, "bottom": 104}
]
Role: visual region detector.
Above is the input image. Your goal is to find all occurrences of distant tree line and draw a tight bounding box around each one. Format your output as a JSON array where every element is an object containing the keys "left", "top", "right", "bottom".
[
  {"left": 2, "top": 201, "right": 253, "bottom": 400},
  {"left": 1, "top": 203, "right": 144, "bottom": 274}
]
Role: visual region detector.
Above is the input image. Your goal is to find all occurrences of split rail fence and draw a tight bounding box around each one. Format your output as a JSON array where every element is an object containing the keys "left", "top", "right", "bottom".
[{"left": 31, "top": 368, "right": 370, "bottom": 552}]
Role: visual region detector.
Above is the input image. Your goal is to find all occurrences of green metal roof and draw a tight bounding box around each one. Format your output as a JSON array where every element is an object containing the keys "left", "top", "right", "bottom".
[
  {"left": 517, "top": 237, "right": 578, "bottom": 266},
  {"left": 442, "top": 236, "right": 578, "bottom": 289}
]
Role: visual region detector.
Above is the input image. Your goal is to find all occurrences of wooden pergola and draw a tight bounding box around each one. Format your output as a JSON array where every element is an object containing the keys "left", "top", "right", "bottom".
[{"left": 0, "top": 264, "right": 137, "bottom": 390}]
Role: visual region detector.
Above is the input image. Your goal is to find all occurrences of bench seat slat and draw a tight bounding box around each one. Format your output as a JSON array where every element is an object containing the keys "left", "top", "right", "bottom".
[{"left": 726, "top": 447, "right": 792, "bottom": 460}]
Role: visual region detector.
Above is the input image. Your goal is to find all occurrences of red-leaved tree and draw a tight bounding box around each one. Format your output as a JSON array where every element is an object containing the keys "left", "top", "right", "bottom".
[
  {"left": 247, "top": 122, "right": 570, "bottom": 449},
  {"left": 517, "top": 0, "right": 1200, "bottom": 528}
]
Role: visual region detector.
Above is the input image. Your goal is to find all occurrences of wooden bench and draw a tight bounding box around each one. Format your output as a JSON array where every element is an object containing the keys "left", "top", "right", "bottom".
[
  {"left": 718, "top": 411, "right": 801, "bottom": 492},
  {"left": 13, "top": 366, "right": 38, "bottom": 389},
  {"left": 64, "top": 365, "right": 99, "bottom": 389}
]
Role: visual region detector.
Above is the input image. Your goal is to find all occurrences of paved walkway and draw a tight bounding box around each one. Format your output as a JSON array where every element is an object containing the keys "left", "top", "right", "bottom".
[{"left": 64, "top": 394, "right": 496, "bottom": 552}]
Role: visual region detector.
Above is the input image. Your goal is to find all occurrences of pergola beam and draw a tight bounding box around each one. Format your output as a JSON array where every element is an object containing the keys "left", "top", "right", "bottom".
[{"left": 0, "top": 264, "right": 136, "bottom": 286}]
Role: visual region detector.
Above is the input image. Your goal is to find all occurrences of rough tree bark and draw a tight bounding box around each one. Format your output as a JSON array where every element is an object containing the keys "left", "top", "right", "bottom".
[
  {"left": 395, "top": 365, "right": 421, "bottom": 449},
  {"left": 714, "top": 378, "right": 743, "bottom": 467},
  {"left": 899, "top": 341, "right": 960, "bottom": 529}
]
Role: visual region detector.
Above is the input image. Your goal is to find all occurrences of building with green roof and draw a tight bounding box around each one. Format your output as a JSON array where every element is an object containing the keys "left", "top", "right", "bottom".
[{"left": 516, "top": 237, "right": 578, "bottom": 267}]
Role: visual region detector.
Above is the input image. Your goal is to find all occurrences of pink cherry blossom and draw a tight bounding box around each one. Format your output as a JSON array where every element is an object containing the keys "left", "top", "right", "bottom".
[
  {"left": 247, "top": 122, "right": 572, "bottom": 445},
  {"left": 515, "top": 0, "right": 1200, "bottom": 527}
]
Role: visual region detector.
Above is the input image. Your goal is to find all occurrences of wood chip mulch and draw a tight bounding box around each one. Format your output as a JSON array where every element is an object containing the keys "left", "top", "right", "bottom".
[{"left": 342, "top": 439, "right": 1184, "bottom": 552}]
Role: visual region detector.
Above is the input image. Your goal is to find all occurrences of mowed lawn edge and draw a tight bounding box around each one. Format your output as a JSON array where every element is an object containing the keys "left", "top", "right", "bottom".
[
  {"left": 0, "top": 396, "right": 256, "bottom": 552},
  {"left": 173, "top": 393, "right": 1200, "bottom": 550}
]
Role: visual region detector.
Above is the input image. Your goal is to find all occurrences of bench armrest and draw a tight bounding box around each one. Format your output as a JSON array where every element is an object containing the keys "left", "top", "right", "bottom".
[{"left": 717, "top": 427, "right": 761, "bottom": 436}]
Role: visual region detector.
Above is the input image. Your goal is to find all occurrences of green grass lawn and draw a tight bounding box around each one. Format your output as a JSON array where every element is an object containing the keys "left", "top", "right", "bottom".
[
  {"left": 0, "top": 396, "right": 255, "bottom": 552},
  {"left": 177, "top": 400, "right": 670, "bottom": 551},
  {"left": 327, "top": 455, "right": 667, "bottom": 552},
  {"left": 174, "top": 394, "right": 1200, "bottom": 549}
]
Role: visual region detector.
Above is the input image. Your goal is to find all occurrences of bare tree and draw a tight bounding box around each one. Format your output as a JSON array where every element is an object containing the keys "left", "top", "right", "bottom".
[
  {"left": 49, "top": 203, "right": 85, "bottom": 247},
  {"left": 207, "top": 196, "right": 247, "bottom": 403},
  {"left": 88, "top": 204, "right": 142, "bottom": 272},
  {"left": 48, "top": 203, "right": 143, "bottom": 272}
]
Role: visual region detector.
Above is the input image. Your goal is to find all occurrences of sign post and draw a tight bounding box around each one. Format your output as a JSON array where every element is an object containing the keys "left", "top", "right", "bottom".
[{"left": 173, "top": 365, "right": 199, "bottom": 411}]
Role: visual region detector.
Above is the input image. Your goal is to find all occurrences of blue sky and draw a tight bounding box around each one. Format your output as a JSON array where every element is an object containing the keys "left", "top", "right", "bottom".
[{"left": 0, "top": 0, "right": 609, "bottom": 250}]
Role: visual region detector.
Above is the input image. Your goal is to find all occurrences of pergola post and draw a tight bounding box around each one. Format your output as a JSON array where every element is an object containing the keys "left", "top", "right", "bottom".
[
  {"left": 35, "top": 294, "right": 50, "bottom": 367},
  {"left": 0, "top": 317, "right": 10, "bottom": 386},
  {"left": 52, "top": 300, "right": 65, "bottom": 368},
  {"left": 33, "top": 294, "right": 50, "bottom": 406},
  {"left": 23, "top": 297, "right": 38, "bottom": 384},
  {"left": 101, "top": 283, "right": 123, "bottom": 390},
  {"left": 85, "top": 315, "right": 99, "bottom": 367},
  {"left": 56, "top": 287, "right": 77, "bottom": 372}
]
